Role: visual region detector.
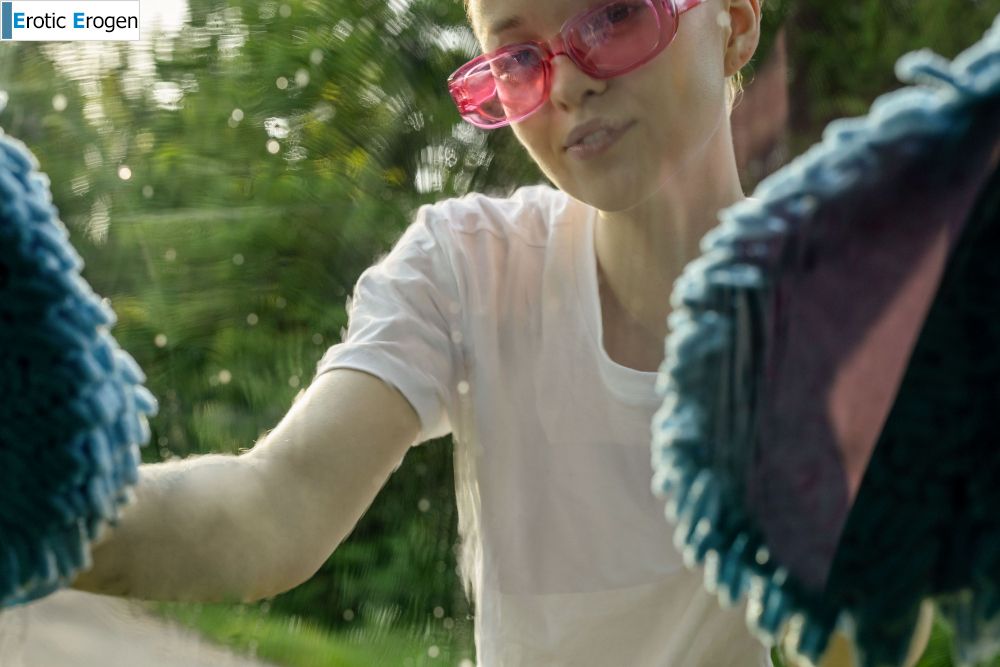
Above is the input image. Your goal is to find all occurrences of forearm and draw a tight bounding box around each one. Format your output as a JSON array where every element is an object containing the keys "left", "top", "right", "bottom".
[
  {"left": 71, "top": 453, "right": 280, "bottom": 603},
  {"left": 69, "top": 371, "right": 419, "bottom": 604}
]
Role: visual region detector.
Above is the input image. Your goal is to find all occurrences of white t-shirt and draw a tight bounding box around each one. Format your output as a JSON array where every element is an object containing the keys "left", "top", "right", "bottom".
[{"left": 316, "top": 184, "right": 772, "bottom": 667}]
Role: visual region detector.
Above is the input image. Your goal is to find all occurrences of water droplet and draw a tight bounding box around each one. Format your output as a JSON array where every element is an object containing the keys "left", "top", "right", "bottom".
[
  {"left": 278, "top": 3, "right": 291, "bottom": 17},
  {"left": 275, "top": 76, "right": 288, "bottom": 90},
  {"left": 418, "top": 498, "right": 431, "bottom": 512},
  {"left": 275, "top": 296, "right": 286, "bottom": 309},
  {"left": 428, "top": 645, "right": 440, "bottom": 658},
  {"left": 288, "top": 375, "right": 300, "bottom": 388},
  {"left": 309, "top": 49, "right": 323, "bottom": 65},
  {"left": 142, "top": 185, "right": 154, "bottom": 199},
  {"left": 264, "top": 117, "right": 290, "bottom": 139},
  {"left": 52, "top": 94, "right": 68, "bottom": 112},
  {"left": 295, "top": 69, "right": 310, "bottom": 88},
  {"left": 154, "top": 334, "right": 168, "bottom": 348},
  {"left": 433, "top": 606, "right": 444, "bottom": 618},
  {"left": 118, "top": 166, "right": 132, "bottom": 180},
  {"left": 311, "top": 333, "right": 324, "bottom": 345},
  {"left": 343, "top": 608, "right": 354, "bottom": 621},
  {"left": 219, "top": 369, "right": 232, "bottom": 384},
  {"left": 232, "top": 253, "right": 245, "bottom": 265},
  {"left": 266, "top": 139, "right": 280, "bottom": 154},
  {"left": 247, "top": 313, "right": 259, "bottom": 326},
  {"left": 457, "top": 381, "right": 470, "bottom": 395},
  {"left": 231, "top": 108, "right": 244, "bottom": 122}
]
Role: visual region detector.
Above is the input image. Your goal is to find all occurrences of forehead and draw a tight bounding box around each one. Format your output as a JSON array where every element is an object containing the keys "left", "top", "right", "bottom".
[{"left": 468, "top": 0, "right": 590, "bottom": 47}]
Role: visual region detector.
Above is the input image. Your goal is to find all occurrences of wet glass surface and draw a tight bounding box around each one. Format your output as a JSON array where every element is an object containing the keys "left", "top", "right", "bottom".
[{"left": 2, "top": 0, "right": 999, "bottom": 665}]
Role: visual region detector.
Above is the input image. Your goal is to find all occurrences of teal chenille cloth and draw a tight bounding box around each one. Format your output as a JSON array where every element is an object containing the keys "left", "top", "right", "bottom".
[
  {"left": 0, "top": 132, "right": 157, "bottom": 608},
  {"left": 652, "top": 14, "right": 1000, "bottom": 667}
]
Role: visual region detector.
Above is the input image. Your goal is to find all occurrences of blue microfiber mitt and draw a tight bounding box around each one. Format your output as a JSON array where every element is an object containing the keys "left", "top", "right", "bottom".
[
  {"left": 652, "top": 13, "right": 1000, "bottom": 667},
  {"left": 0, "top": 131, "right": 158, "bottom": 608}
]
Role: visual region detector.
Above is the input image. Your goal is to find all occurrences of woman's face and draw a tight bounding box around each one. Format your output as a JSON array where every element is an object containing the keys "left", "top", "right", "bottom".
[{"left": 468, "top": 0, "right": 734, "bottom": 212}]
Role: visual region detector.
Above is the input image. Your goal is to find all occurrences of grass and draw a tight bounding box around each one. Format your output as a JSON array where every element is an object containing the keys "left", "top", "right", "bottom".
[
  {"left": 152, "top": 600, "right": 1000, "bottom": 667},
  {"left": 149, "top": 600, "right": 476, "bottom": 667}
]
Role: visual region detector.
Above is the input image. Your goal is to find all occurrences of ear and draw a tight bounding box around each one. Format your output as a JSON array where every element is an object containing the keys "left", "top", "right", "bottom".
[{"left": 723, "top": 0, "right": 762, "bottom": 77}]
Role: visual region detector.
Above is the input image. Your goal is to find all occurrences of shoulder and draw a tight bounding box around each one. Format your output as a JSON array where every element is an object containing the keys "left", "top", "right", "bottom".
[{"left": 415, "top": 183, "right": 572, "bottom": 250}]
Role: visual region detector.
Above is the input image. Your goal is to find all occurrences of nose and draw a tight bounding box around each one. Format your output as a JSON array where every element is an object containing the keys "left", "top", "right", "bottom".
[{"left": 547, "top": 52, "right": 608, "bottom": 114}]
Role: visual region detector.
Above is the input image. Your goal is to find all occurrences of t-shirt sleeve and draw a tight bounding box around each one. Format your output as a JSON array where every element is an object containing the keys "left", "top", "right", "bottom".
[{"left": 314, "top": 205, "right": 463, "bottom": 445}]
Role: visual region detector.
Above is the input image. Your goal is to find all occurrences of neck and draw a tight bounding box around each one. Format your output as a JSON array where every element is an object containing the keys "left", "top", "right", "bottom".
[{"left": 592, "top": 119, "right": 746, "bottom": 334}]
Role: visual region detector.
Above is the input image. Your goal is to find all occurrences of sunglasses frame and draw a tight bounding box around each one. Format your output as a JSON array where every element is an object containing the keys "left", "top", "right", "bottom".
[{"left": 447, "top": 0, "right": 708, "bottom": 129}]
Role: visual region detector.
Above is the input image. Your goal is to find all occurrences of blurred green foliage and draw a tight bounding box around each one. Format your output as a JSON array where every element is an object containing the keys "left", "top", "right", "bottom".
[
  {"left": 777, "top": 0, "right": 1000, "bottom": 154},
  {"left": 153, "top": 598, "right": 474, "bottom": 666},
  {"left": 1, "top": 0, "right": 997, "bottom": 661}
]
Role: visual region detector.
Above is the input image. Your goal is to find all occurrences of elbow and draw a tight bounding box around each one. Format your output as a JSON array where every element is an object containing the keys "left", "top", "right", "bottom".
[
  {"left": 237, "top": 455, "right": 340, "bottom": 605},
  {"left": 241, "top": 562, "right": 323, "bottom": 603},
  {"left": 246, "top": 508, "right": 351, "bottom": 604}
]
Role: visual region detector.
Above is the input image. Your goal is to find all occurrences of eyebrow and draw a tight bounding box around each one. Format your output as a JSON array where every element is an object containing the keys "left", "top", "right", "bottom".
[{"left": 486, "top": 15, "right": 524, "bottom": 38}]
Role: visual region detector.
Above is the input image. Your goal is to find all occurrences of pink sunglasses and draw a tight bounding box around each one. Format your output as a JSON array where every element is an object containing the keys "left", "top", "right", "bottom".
[{"left": 448, "top": 0, "right": 708, "bottom": 129}]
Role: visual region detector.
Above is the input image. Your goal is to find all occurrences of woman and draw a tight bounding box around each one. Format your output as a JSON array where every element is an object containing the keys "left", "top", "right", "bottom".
[{"left": 73, "top": 0, "right": 928, "bottom": 664}]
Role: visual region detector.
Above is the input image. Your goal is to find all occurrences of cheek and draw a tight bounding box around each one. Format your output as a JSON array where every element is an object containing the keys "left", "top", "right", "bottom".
[
  {"left": 641, "top": 40, "right": 727, "bottom": 138},
  {"left": 512, "top": 122, "right": 560, "bottom": 172},
  {"left": 629, "top": 69, "right": 727, "bottom": 177},
  {"left": 668, "top": 8, "right": 728, "bottom": 99}
]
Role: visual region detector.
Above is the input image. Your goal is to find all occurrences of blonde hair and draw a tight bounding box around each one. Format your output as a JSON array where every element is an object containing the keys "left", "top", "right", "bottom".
[{"left": 727, "top": 70, "right": 744, "bottom": 113}]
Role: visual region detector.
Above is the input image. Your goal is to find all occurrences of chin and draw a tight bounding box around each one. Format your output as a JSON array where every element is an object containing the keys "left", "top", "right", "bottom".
[{"left": 556, "top": 169, "right": 657, "bottom": 213}]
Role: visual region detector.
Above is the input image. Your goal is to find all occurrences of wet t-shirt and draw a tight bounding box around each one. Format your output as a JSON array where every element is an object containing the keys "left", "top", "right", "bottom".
[{"left": 316, "top": 184, "right": 771, "bottom": 667}]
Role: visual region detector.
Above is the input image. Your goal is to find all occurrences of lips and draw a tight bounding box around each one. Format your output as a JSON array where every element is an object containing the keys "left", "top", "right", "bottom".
[{"left": 564, "top": 119, "right": 633, "bottom": 150}]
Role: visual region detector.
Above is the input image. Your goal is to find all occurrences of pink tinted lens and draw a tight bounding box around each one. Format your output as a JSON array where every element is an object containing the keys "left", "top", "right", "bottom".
[
  {"left": 490, "top": 48, "right": 546, "bottom": 118},
  {"left": 454, "top": 65, "right": 508, "bottom": 127},
  {"left": 455, "top": 47, "right": 546, "bottom": 127},
  {"left": 451, "top": 0, "right": 674, "bottom": 127},
  {"left": 569, "top": 0, "right": 667, "bottom": 73}
]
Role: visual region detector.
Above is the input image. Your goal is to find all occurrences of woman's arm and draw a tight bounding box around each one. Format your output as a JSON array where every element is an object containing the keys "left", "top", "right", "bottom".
[{"left": 72, "top": 368, "right": 419, "bottom": 603}]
